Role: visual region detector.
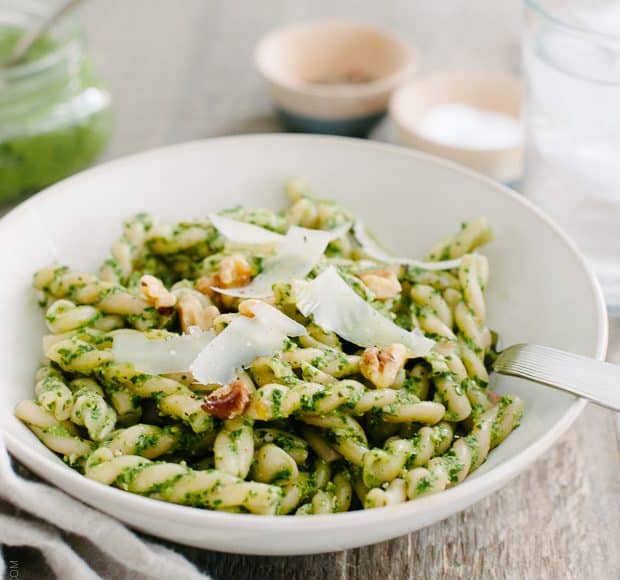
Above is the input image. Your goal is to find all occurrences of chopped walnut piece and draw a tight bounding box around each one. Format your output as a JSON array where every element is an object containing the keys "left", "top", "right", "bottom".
[
  {"left": 217, "top": 255, "right": 252, "bottom": 287},
  {"left": 202, "top": 380, "right": 251, "bottom": 419},
  {"left": 195, "top": 276, "right": 216, "bottom": 299},
  {"left": 139, "top": 275, "right": 176, "bottom": 310},
  {"left": 200, "top": 255, "right": 253, "bottom": 291},
  {"left": 177, "top": 293, "right": 219, "bottom": 331},
  {"left": 360, "top": 343, "right": 408, "bottom": 389},
  {"left": 358, "top": 269, "right": 401, "bottom": 300},
  {"left": 197, "top": 255, "right": 253, "bottom": 310}
]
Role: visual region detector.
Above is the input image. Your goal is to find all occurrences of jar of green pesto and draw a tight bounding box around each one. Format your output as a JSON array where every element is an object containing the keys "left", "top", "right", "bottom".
[{"left": 0, "top": 1, "right": 112, "bottom": 203}]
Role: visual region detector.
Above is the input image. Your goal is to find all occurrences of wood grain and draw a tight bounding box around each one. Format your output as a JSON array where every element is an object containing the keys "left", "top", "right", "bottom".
[{"left": 6, "top": 1, "right": 619, "bottom": 578}]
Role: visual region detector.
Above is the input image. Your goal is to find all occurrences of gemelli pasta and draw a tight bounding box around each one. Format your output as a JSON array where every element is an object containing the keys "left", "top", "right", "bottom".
[{"left": 15, "top": 181, "right": 523, "bottom": 515}]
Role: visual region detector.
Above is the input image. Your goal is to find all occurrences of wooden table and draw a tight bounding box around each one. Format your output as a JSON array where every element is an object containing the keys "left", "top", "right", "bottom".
[{"left": 12, "top": 1, "right": 620, "bottom": 578}]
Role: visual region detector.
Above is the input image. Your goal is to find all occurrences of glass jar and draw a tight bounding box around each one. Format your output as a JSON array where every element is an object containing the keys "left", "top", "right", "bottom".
[{"left": 0, "top": 0, "right": 112, "bottom": 204}]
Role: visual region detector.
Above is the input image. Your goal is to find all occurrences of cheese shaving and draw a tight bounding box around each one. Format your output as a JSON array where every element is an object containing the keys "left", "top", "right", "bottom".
[
  {"left": 213, "top": 222, "right": 351, "bottom": 299},
  {"left": 296, "top": 266, "right": 434, "bottom": 356},
  {"left": 189, "top": 301, "right": 307, "bottom": 385},
  {"left": 112, "top": 327, "right": 215, "bottom": 375},
  {"left": 209, "top": 213, "right": 284, "bottom": 245},
  {"left": 353, "top": 220, "right": 462, "bottom": 270}
]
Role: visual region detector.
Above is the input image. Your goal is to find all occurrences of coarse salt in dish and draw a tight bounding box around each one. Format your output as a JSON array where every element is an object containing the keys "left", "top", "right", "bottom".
[{"left": 415, "top": 103, "right": 522, "bottom": 150}]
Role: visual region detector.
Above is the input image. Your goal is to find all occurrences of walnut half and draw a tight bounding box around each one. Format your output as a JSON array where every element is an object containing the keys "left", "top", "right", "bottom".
[
  {"left": 360, "top": 343, "right": 408, "bottom": 389},
  {"left": 176, "top": 293, "right": 219, "bottom": 332},
  {"left": 198, "top": 255, "right": 253, "bottom": 294},
  {"left": 202, "top": 380, "right": 251, "bottom": 419},
  {"left": 197, "top": 255, "right": 253, "bottom": 310},
  {"left": 139, "top": 275, "right": 176, "bottom": 311}
]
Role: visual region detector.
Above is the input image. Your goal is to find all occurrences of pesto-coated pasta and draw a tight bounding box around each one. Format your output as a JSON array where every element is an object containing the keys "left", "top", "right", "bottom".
[
  {"left": 16, "top": 182, "right": 523, "bottom": 515},
  {"left": 45, "top": 339, "right": 215, "bottom": 434}
]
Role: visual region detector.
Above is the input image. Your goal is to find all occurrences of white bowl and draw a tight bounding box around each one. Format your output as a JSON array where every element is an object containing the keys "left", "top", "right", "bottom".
[
  {"left": 0, "top": 135, "right": 607, "bottom": 555},
  {"left": 390, "top": 73, "right": 523, "bottom": 183}
]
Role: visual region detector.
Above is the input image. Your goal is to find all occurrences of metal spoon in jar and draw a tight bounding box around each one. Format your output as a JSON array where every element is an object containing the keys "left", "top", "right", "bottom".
[{"left": 1, "top": 0, "right": 85, "bottom": 68}]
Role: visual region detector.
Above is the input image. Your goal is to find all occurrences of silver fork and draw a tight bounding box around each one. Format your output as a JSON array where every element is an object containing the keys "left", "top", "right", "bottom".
[{"left": 494, "top": 344, "right": 620, "bottom": 412}]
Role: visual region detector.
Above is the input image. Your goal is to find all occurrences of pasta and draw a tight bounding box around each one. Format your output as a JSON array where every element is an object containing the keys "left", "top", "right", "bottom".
[{"left": 16, "top": 181, "right": 523, "bottom": 516}]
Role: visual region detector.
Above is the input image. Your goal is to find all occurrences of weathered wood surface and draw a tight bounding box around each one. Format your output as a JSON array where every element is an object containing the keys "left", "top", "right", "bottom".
[{"left": 7, "top": 1, "right": 619, "bottom": 578}]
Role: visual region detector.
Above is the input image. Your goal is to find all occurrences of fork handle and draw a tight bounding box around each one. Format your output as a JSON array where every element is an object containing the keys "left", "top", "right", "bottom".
[{"left": 494, "top": 344, "right": 620, "bottom": 412}]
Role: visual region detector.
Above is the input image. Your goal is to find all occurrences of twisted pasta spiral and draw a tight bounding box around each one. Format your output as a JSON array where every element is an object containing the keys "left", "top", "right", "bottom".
[
  {"left": 85, "top": 448, "right": 283, "bottom": 515},
  {"left": 405, "top": 396, "right": 523, "bottom": 499},
  {"left": 45, "top": 338, "right": 215, "bottom": 434},
  {"left": 34, "top": 367, "right": 117, "bottom": 441},
  {"left": 34, "top": 266, "right": 164, "bottom": 330},
  {"left": 245, "top": 380, "right": 445, "bottom": 425},
  {"left": 361, "top": 421, "right": 455, "bottom": 487},
  {"left": 15, "top": 400, "right": 94, "bottom": 464}
]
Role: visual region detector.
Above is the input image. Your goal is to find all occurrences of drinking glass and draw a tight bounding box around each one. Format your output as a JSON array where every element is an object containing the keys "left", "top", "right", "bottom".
[{"left": 523, "top": 0, "right": 620, "bottom": 314}]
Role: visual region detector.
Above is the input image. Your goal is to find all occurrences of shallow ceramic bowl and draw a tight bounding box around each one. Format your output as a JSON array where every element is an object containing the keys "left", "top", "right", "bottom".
[
  {"left": 0, "top": 135, "right": 607, "bottom": 555},
  {"left": 255, "top": 21, "right": 415, "bottom": 136},
  {"left": 390, "top": 73, "right": 523, "bottom": 183}
]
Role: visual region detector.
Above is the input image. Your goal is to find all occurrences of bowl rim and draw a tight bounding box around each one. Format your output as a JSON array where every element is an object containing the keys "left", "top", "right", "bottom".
[
  {"left": 254, "top": 19, "right": 417, "bottom": 99},
  {"left": 389, "top": 72, "right": 523, "bottom": 155},
  {"left": 0, "top": 134, "right": 608, "bottom": 534}
]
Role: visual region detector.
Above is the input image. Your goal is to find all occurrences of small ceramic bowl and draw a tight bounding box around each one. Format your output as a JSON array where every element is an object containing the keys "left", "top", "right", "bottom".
[
  {"left": 390, "top": 73, "right": 523, "bottom": 184},
  {"left": 255, "top": 21, "right": 415, "bottom": 137}
]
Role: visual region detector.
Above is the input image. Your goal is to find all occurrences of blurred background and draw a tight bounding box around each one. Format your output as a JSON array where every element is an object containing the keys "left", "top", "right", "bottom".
[{"left": 78, "top": 0, "right": 519, "bottom": 156}]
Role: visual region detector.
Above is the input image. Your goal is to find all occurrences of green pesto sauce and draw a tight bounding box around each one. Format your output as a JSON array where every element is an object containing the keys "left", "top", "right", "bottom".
[
  {"left": 416, "top": 476, "right": 433, "bottom": 495},
  {"left": 271, "top": 467, "right": 292, "bottom": 483},
  {"left": 272, "top": 434, "right": 295, "bottom": 452},
  {"left": 270, "top": 388, "right": 284, "bottom": 417},
  {"left": 0, "top": 27, "right": 56, "bottom": 64},
  {"left": 89, "top": 402, "right": 102, "bottom": 421},
  {"left": 0, "top": 26, "right": 111, "bottom": 203},
  {"left": 134, "top": 432, "right": 160, "bottom": 454}
]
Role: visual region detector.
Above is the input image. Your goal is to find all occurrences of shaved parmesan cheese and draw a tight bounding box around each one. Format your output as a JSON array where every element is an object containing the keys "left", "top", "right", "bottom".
[
  {"left": 112, "top": 328, "right": 215, "bottom": 375},
  {"left": 353, "top": 221, "right": 462, "bottom": 271},
  {"left": 190, "top": 301, "right": 307, "bottom": 385},
  {"left": 296, "top": 266, "right": 434, "bottom": 356},
  {"left": 245, "top": 300, "right": 306, "bottom": 335},
  {"left": 213, "top": 222, "right": 352, "bottom": 299},
  {"left": 209, "top": 213, "right": 284, "bottom": 245}
]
